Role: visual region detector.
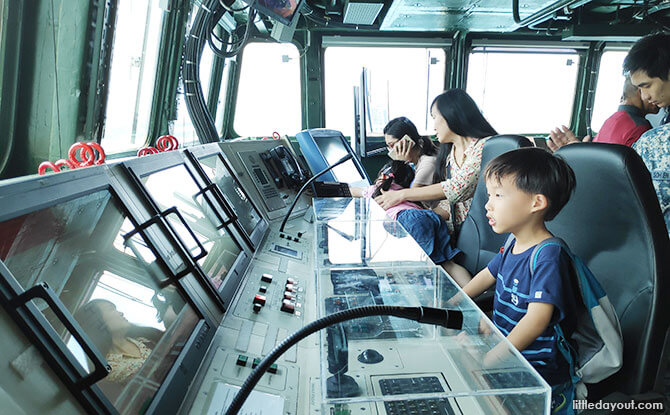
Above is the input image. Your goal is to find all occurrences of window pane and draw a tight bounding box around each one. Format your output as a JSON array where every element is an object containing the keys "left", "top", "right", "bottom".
[
  {"left": 234, "top": 43, "right": 301, "bottom": 137},
  {"left": 101, "top": 0, "right": 163, "bottom": 153},
  {"left": 173, "top": 42, "right": 216, "bottom": 147},
  {"left": 466, "top": 48, "right": 580, "bottom": 134},
  {"left": 325, "top": 47, "right": 446, "bottom": 137},
  {"left": 591, "top": 50, "right": 628, "bottom": 133}
]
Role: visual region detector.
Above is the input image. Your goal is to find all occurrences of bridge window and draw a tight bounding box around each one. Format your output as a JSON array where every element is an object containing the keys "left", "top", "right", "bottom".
[
  {"left": 324, "top": 46, "right": 447, "bottom": 138},
  {"left": 591, "top": 50, "right": 628, "bottom": 133},
  {"left": 101, "top": 0, "right": 163, "bottom": 153},
  {"left": 233, "top": 43, "right": 302, "bottom": 137},
  {"left": 466, "top": 47, "right": 581, "bottom": 134}
]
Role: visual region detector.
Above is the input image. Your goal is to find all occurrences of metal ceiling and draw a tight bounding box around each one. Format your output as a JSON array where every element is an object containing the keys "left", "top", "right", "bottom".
[{"left": 380, "top": 0, "right": 581, "bottom": 32}]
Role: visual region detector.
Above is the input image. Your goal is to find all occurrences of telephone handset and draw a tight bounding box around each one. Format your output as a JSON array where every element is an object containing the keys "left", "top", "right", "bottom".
[{"left": 260, "top": 145, "right": 309, "bottom": 191}]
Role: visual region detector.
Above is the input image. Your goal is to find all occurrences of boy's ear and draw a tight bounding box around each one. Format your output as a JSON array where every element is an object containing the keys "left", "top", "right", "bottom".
[{"left": 529, "top": 193, "right": 549, "bottom": 214}]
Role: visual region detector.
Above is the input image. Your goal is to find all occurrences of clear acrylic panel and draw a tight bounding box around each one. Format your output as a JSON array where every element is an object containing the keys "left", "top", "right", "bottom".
[
  {"left": 0, "top": 190, "right": 201, "bottom": 414},
  {"left": 140, "top": 164, "right": 244, "bottom": 290},
  {"left": 196, "top": 153, "right": 263, "bottom": 238},
  {"left": 312, "top": 197, "right": 389, "bottom": 223},
  {"left": 316, "top": 266, "right": 550, "bottom": 415},
  {"left": 314, "top": 219, "right": 429, "bottom": 269}
]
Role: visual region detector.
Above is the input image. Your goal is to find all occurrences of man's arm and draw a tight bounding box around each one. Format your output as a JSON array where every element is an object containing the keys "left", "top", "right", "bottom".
[{"left": 547, "top": 125, "right": 591, "bottom": 152}]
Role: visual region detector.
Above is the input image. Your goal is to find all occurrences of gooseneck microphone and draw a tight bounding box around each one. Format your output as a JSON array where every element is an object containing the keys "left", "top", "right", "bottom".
[
  {"left": 224, "top": 305, "right": 463, "bottom": 415},
  {"left": 279, "top": 153, "right": 354, "bottom": 234}
]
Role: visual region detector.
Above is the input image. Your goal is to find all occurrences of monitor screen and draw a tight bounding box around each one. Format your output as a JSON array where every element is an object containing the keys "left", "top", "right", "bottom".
[
  {"left": 316, "top": 136, "right": 367, "bottom": 184},
  {"left": 252, "top": 0, "right": 302, "bottom": 26},
  {"left": 197, "top": 154, "right": 264, "bottom": 239},
  {"left": 297, "top": 129, "right": 371, "bottom": 186}
]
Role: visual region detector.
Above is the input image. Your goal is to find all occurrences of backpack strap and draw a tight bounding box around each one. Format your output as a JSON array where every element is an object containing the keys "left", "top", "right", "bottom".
[
  {"left": 528, "top": 237, "right": 568, "bottom": 277},
  {"left": 528, "top": 237, "right": 582, "bottom": 386},
  {"left": 502, "top": 234, "right": 515, "bottom": 254}
]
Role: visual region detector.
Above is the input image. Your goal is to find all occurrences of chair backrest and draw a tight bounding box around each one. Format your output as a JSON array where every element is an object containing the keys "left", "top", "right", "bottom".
[
  {"left": 551, "top": 143, "right": 670, "bottom": 396},
  {"left": 455, "top": 135, "right": 533, "bottom": 274}
]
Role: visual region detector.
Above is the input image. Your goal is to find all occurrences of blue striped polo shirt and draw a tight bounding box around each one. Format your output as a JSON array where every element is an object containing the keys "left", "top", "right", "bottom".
[{"left": 487, "top": 240, "right": 578, "bottom": 385}]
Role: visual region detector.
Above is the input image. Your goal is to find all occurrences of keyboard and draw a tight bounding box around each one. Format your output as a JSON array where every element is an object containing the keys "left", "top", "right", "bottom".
[
  {"left": 379, "top": 377, "right": 456, "bottom": 415},
  {"left": 481, "top": 371, "right": 545, "bottom": 414}
]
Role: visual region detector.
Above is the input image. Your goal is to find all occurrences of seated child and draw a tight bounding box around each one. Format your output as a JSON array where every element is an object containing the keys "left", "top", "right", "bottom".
[
  {"left": 350, "top": 161, "right": 471, "bottom": 286},
  {"left": 461, "top": 147, "right": 578, "bottom": 414}
]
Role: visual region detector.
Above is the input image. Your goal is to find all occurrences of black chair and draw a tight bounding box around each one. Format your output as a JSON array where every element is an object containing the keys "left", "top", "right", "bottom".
[
  {"left": 455, "top": 135, "right": 533, "bottom": 274},
  {"left": 551, "top": 143, "right": 670, "bottom": 398}
]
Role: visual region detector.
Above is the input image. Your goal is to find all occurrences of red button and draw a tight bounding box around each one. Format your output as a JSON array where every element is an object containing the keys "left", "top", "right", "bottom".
[
  {"left": 253, "top": 295, "right": 266, "bottom": 306},
  {"left": 281, "top": 299, "right": 295, "bottom": 313}
]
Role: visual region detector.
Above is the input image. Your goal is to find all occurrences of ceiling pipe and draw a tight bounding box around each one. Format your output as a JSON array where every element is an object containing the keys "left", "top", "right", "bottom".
[{"left": 512, "top": 0, "right": 589, "bottom": 28}]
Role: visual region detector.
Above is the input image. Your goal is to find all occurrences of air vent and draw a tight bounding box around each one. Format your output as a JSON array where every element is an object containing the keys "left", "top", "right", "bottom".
[{"left": 343, "top": 0, "right": 384, "bottom": 25}]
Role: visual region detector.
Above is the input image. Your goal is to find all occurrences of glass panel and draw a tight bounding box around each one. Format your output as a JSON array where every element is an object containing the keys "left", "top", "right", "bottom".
[
  {"left": 234, "top": 43, "right": 301, "bottom": 137},
  {"left": 313, "top": 197, "right": 388, "bottom": 222},
  {"left": 315, "top": 219, "right": 429, "bottom": 268},
  {"left": 591, "top": 50, "right": 628, "bottom": 133},
  {"left": 467, "top": 48, "right": 580, "bottom": 134},
  {"left": 101, "top": 0, "right": 163, "bottom": 154},
  {"left": 0, "top": 190, "right": 200, "bottom": 414},
  {"left": 140, "top": 164, "right": 243, "bottom": 290},
  {"left": 197, "top": 154, "right": 263, "bottom": 238},
  {"left": 325, "top": 47, "right": 446, "bottom": 137},
  {"left": 316, "top": 265, "right": 549, "bottom": 414}
]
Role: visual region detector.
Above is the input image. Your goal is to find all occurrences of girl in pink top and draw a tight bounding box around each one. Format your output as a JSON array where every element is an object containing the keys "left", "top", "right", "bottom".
[{"left": 350, "top": 161, "right": 463, "bottom": 272}]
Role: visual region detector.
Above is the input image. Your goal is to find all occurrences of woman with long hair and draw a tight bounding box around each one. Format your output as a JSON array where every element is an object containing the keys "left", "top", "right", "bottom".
[
  {"left": 75, "top": 299, "right": 162, "bottom": 386},
  {"left": 374, "top": 89, "right": 497, "bottom": 285},
  {"left": 383, "top": 116, "right": 438, "bottom": 187}
]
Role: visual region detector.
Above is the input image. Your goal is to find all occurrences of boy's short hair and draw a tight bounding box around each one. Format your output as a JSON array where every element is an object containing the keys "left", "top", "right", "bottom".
[
  {"left": 485, "top": 147, "right": 576, "bottom": 221},
  {"left": 623, "top": 32, "right": 670, "bottom": 80}
]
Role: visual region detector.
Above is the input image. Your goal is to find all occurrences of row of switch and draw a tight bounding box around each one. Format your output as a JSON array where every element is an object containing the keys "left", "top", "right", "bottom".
[
  {"left": 252, "top": 273, "right": 300, "bottom": 314},
  {"left": 235, "top": 354, "right": 278, "bottom": 374}
]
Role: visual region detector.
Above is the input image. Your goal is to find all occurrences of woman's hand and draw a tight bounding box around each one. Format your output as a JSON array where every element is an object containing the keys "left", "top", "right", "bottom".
[
  {"left": 393, "top": 137, "right": 414, "bottom": 161},
  {"left": 432, "top": 206, "right": 450, "bottom": 221},
  {"left": 374, "top": 189, "right": 406, "bottom": 209}
]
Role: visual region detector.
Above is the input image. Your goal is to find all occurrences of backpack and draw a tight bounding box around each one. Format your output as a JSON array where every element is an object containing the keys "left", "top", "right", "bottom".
[{"left": 503, "top": 236, "right": 624, "bottom": 397}]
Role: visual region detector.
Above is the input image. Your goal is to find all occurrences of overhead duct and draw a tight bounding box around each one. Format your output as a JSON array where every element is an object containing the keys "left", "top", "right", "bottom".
[{"left": 343, "top": 0, "right": 384, "bottom": 25}]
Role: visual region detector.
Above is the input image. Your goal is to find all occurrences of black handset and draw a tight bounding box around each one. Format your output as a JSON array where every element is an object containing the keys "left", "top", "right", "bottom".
[
  {"left": 260, "top": 151, "right": 285, "bottom": 189},
  {"left": 262, "top": 145, "right": 308, "bottom": 191}
]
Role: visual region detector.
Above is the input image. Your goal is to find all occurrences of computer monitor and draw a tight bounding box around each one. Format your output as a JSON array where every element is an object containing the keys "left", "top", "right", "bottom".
[
  {"left": 296, "top": 128, "right": 371, "bottom": 187},
  {"left": 252, "top": 0, "right": 303, "bottom": 26}
]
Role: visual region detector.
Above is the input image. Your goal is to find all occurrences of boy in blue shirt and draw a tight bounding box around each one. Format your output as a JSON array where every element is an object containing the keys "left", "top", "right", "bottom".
[{"left": 461, "top": 147, "right": 578, "bottom": 414}]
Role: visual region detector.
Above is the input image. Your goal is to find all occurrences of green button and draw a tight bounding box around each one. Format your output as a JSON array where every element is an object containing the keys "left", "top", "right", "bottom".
[
  {"left": 268, "top": 363, "right": 278, "bottom": 374},
  {"left": 236, "top": 355, "right": 248, "bottom": 367},
  {"left": 252, "top": 357, "right": 261, "bottom": 369}
]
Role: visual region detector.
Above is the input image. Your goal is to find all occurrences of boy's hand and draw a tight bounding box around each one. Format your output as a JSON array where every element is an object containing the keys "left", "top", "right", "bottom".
[{"left": 478, "top": 317, "right": 492, "bottom": 336}]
